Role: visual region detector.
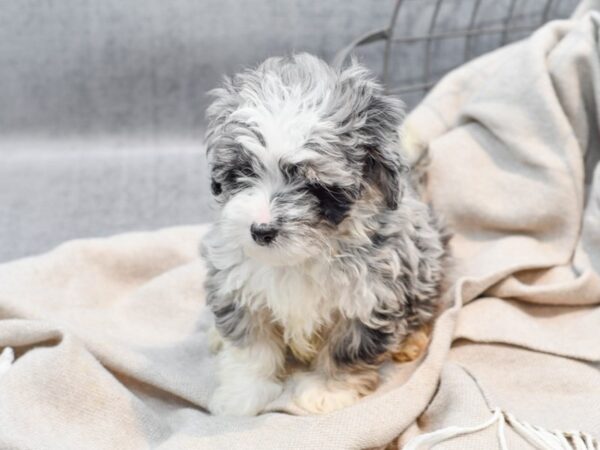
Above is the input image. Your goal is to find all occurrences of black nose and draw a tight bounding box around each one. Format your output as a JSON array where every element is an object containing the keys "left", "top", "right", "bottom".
[{"left": 250, "top": 223, "right": 279, "bottom": 246}]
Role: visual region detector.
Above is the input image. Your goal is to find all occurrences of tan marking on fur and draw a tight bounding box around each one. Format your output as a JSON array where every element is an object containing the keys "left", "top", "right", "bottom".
[
  {"left": 341, "top": 368, "right": 380, "bottom": 396},
  {"left": 288, "top": 331, "right": 323, "bottom": 364},
  {"left": 392, "top": 324, "right": 431, "bottom": 363}
]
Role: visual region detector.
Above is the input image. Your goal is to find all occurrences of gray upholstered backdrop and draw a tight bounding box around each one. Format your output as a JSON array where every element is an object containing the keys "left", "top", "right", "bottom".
[
  {"left": 0, "top": 0, "right": 400, "bottom": 262},
  {"left": 0, "top": 0, "right": 578, "bottom": 262}
]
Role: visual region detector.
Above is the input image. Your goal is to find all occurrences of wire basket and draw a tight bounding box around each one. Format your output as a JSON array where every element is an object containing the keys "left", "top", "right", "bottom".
[{"left": 335, "top": 0, "right": 581, "bottom": 109}]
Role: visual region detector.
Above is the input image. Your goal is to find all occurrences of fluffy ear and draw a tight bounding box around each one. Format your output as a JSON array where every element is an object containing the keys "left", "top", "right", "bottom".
[
  {"left": 337, "top": 62, "right": 408, "bottom": 210},
  {"left": 361, "top": 93, "right": 408, "bottom": 209},
  {"left": 205, "top": 76, "right": 240, "bottom": 156}
]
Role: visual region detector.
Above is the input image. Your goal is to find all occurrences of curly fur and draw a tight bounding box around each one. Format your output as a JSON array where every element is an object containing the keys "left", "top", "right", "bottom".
[{"left": 201, "top": 53, "right": 448, "bottom": 415}]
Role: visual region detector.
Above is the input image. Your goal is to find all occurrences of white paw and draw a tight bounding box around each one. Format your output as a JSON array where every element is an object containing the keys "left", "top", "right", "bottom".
[
  {"left": 292, "top": 373, "right": 360, "bottom": 414},
  {"left": 209, "top": 378, "right": 283, "bottom": 416}
]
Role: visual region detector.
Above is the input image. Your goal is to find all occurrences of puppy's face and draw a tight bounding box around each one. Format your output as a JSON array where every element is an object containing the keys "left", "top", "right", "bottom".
[{"left": 205, "top": 54, "right": 406, "bottom": 267}]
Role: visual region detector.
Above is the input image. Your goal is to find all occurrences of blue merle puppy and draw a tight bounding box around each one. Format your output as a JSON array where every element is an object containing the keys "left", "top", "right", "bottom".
[{"left": 201, "top": 53, "right": 447, "bottom": 415}]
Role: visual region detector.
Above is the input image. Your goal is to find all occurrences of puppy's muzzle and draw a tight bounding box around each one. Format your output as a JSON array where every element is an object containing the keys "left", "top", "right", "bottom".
[{"left": 251, "top": 223, "right": 279, "bottom": 246}]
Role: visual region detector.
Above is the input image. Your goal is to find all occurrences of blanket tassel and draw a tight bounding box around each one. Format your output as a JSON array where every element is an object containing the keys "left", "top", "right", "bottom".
[{"left": 403, "top": 408, "right": 599, "bottom": 450}]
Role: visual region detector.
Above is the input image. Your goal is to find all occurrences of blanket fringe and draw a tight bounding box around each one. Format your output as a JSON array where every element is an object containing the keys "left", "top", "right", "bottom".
[{"left": 403, "top": 408, "right": 599, "bottom": 450}]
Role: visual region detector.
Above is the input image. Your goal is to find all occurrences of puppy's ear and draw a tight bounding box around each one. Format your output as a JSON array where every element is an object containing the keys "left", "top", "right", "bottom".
[
  {"left": 205, "top": 76, "right": 240, "bottom": 156},
  {"left": 362, "top": 93, "right": 408, "bottom": 209},
  {"left": 338, "top": 62, "right": 408, "bottom": 209}
]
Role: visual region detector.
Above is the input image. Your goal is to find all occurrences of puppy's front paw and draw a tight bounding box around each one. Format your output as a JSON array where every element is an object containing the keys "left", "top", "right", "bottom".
[
  {"left": 293, "top": 373, "right": 360, "bottom": 414},
  {"left": 209, "top": 378, "right": 283, "bottom": 416}
]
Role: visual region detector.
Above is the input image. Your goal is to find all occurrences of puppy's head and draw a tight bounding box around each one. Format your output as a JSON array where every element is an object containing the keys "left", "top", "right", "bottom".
[{"left": 205, "top": 53, "right": 407, "bottom": 267}]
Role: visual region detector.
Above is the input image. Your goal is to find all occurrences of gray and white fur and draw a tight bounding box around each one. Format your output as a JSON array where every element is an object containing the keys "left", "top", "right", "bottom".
[{"left": 201, "top": 53, "right": 447, "bottom": 415}]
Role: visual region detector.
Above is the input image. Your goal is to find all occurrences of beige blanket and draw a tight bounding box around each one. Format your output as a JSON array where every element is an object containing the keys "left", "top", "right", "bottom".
[{"left": 1, "top": 10, "right": 600, "bottom": 450}]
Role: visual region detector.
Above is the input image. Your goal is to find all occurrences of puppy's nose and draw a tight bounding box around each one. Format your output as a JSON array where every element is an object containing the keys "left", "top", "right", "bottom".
[{"left": 250, "top": 223, "right": 279, "bottom": 246}]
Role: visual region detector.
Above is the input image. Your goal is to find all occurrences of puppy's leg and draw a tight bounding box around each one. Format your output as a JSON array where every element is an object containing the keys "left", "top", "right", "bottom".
[
  {"left": 210, "top": 334, "right": 285, "bottom": 416},
  {"left": 208, "top": 302, "right": 285, "bottom": 416},
  {"left": 210, "top": 340, "right": 284, "bottom": 416},
  {"left": 292, "top": 366, "right": 378, "bottom": 414},
  {"left": 293, "top": 319, "right": 385, "bottom": 414}
]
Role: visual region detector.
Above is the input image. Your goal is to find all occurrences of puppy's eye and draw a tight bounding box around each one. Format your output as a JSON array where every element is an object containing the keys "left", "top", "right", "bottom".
[
  {"left": 305, "top": 183, "right": 354, "bottom": 225},
  {"left": 239, "top": 165, "right": 256, "bottom": 178},
  {"left": 211, "top": 179, "right": 222, "bottom": 196}
]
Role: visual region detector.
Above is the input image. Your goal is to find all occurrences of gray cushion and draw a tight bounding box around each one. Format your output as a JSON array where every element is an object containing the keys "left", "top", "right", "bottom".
[{"left": 1, "top": 142, "right": 212, "bottom": 262}]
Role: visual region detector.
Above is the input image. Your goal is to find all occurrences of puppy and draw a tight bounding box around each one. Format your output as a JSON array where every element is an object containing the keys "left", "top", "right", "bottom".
[{"left": 201, "top": 53, "right": 447, "bottom": 416}]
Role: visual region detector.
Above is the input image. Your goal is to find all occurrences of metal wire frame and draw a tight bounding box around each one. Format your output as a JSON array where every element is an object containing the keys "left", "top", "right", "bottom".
[{"left": 333, "top": 0, "right": 577, "bottom": 100}]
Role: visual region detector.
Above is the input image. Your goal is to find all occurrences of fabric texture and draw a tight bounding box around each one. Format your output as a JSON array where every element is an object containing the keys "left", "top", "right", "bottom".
[{"left": 1, "top": 10, "right": 600, "bottom": 450}]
